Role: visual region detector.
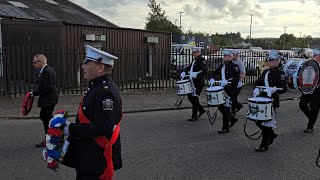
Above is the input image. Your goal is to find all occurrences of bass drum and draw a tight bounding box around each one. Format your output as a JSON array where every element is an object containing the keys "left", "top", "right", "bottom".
[{"left": 297, "top": 60, "right": 320, "bottom": 94}]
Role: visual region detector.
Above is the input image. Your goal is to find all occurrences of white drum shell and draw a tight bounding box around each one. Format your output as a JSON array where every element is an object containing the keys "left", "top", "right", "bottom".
[
  {"left": 176, "top": 79, "right": 193, "bottom": 95},
  {"left": 206, "top": 86, "right": 225, "bottom": 106},
  {"left": 247, "top": 97, "right": 273, "bottom": 121}
]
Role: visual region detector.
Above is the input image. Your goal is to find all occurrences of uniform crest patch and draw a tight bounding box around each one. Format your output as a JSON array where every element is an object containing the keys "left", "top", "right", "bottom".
[
  {"left": 203, "top": 60, "right": 207, "bottom": 64},
  {"left": 235, "top": 66, "right": 239, "bottom": 71},
  {"left": 102, "top": 99, "right": 113, "bottom": 110},
  {"left": 280, "top": 74, "right": 286, "bottom": 80}
]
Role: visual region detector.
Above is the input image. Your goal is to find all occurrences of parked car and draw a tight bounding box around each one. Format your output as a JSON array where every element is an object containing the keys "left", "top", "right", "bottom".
[{"left": 170, "top": 44, "right": 204, "bottom": 78}]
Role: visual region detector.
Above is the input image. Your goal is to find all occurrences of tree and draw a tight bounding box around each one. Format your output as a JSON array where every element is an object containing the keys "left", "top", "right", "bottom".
[{"left": 145, "top": 0, "right": 182, "bottom": 34}]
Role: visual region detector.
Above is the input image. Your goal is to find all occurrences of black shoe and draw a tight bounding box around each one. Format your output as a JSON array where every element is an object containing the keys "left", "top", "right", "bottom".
[
  {"left": 188, "top": 117, "right": 198, "bottom": 121},
  {"left": 268, "top": 133, "right": 278, "bottom": 145},
  {"left": 255, "top": 146, "right": 268, "bottom": 152},
  {"left": 198, "top": 110, "right": 206, "bottom": 118},
  {"left": 236, "top": 104, "right": 243, "bottom": 112},
  {"left": 35, "top": 141, "right": 45, "bottom": 148},
  {"left": 229, "top": 114, "right": 238, "bottom": 128},
  {"left": 304, "top": 128, "right": 313, "bottom": 133},
  {"left": 218, "top": 129, "right": 229, "bottom": 134}
]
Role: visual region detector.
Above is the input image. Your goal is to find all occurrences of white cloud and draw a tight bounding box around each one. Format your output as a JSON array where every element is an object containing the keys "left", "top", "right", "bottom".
[{"left": 70, "top": 0, "right": 320, "bottom": 38}]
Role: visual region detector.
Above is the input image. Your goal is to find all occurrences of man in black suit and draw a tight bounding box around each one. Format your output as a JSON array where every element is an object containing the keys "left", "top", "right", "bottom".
[{"left": 32, "top": 54, "right": 59, "bottom": 147}]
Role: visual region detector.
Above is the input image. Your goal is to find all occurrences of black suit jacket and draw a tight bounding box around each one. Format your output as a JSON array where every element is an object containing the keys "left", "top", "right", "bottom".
[{"left": 33, "top": 65, "right": 59, "bottom": 107}]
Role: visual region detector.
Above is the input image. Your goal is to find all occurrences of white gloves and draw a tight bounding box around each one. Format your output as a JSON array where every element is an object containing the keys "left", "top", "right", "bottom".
[
  {"left": 190, "top": 72, "right": 197, "bottom": 78},
  {"left": 180, "top": 72, "right": 186, "bottom": 78},
  {"left": 237, "top": 82, "right": 243, "bottom": 88},
  {"left": 29, "top": 91, "right": 34, "bottom": 97},
  {"left": 220, "top": 80, "right": 228, "bottom": 87},
  {"left": 266, "top": 87, "right": 277, "bottom": 97},
  {"left": 63, "top": 120, "right": 71, "bottom": 135},
  {"left": 209, "top": 78, "right": 215, "bottom": 85},
  {"left": 253, "top": 88, "right": 260, "bottom": 97}
]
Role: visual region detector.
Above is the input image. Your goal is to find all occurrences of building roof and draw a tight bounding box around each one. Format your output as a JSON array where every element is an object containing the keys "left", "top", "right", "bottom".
[{"left": 0, "top": 0, "right": 118, "bottom": 27}]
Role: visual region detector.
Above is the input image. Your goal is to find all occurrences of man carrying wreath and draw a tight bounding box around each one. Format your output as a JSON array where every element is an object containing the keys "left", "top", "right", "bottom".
[{"left": 61, "top": 45, "right": 123, "bottom": 180}]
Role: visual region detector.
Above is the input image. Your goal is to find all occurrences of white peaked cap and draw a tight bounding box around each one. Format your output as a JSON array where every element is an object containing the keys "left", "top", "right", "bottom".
[{"left": 84, "top": 45, "right": 118, "bottom": 66}]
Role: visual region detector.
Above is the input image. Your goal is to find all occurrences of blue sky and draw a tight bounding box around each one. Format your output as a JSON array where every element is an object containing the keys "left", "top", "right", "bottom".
[{"left": 71, "top": 0, "right": 320, "bottom": 38}]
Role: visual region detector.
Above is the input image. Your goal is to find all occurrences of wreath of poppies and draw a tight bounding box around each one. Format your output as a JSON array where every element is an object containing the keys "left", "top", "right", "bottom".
[{"left": 42, "top": 110, "right": 69, "bottom": 170}]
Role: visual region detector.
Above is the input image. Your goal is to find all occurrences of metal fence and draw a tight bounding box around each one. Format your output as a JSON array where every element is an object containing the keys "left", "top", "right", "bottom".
[{"left": 0, "top": 46, "right": 283, "bottom": 97}]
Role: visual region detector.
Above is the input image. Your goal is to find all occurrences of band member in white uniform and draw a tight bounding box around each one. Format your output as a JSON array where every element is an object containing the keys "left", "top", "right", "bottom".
[
  {"left": 181, "top": 48, "right": 207, "bottom": 121},
  {"left": 230, "top": 49, "right": 246, "bottom": 127},
  {"left": 299, "top": 49, "right": 320, "bottom": 133},
  {"left": 252, "top": 51, "right": 287, "bottom": 152},
  {"left": 211, "top": 49, "right": 239, "bottom": 133}
]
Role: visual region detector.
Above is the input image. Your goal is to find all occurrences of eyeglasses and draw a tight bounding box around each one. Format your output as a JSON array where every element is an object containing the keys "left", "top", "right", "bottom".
[
  {"left": 32, "top": 61, "right": 40, "bottom": 64},
  {"left": 223, "top": 55, "right": 231, "bottom": 57}
]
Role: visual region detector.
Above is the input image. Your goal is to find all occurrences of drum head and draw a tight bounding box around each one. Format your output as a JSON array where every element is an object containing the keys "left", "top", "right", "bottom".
[
  {"left": 248, "top": 97, "right": 273, "bottom": 103},
  {"left": 206, "top": 86, "right": 224, "bottom": 92},
  {"left": 298, "top": 60, "right": 320, "bottom": 94}
]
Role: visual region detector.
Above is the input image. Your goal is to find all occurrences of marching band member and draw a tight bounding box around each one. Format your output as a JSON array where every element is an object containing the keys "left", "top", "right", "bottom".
[
  {"left": 252, "top": 51, "right": 287, "bottom": 152},
  {"left": 180, "top": 48, "right": 207, "bottom": 121},
  {"left": 299, "top": 49, "right": 320, "bottom": 133},
  {"left": 62, "top": 45, "right": 122, "bottom": 179},
  {"left": 211, "top": 49, "right": 239, "bottom": 133},
  {"left": 230, "top": 49, "right": 246, "bottom": 126}
]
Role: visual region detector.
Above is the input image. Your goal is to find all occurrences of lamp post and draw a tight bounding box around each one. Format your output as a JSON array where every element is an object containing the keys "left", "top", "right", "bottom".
[
  {"left": 283, "top": 26, "right": 287, "bottom": 49},
  {"left": 179, "top": 11, "right": 183, "bottom": 30},
  {"left": 249, "top": 14, "right": 253, "bottom": 46}
]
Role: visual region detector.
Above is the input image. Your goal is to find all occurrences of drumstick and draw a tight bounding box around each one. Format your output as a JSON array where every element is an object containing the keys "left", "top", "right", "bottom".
[{"left": 255, "top": 86, "right": 283, "bottom": 90}]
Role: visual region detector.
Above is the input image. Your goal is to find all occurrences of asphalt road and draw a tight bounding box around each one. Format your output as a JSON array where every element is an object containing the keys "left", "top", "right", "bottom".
[{"left": 0, "top": 99, "right": 319, "bottom": 180}]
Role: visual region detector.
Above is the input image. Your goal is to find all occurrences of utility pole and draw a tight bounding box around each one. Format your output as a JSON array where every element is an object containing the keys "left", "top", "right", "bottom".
[
  {"left": 283, "top": 27, "right": 287, "bottom": 49},
  {"left": 250, "top": 14, "right": 253, "bottom": 46},
  {"left": 179, "top": 11, "right": 183, "bottom": 30},
  {"left": 175, "top": 19, "right": 177, "bottom": 26}
]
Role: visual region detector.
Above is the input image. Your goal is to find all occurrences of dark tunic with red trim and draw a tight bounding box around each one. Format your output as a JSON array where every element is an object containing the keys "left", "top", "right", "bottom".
[{"left": 62, "top": 75, "right": 122, "bottom": 175}]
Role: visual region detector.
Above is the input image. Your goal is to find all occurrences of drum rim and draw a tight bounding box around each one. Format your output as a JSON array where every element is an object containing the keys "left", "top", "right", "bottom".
[
  {"left": 248, "top": 97, "right": 273, "bottom": 103},
  {"left": 247, "top": 117, "right": 273, "bottom": 121},
  {"left": 205, "top": 86, "right": 224, "bottom": 92},
  {"left": 176, "top": 79, "right": 190, "bottom": 84}
]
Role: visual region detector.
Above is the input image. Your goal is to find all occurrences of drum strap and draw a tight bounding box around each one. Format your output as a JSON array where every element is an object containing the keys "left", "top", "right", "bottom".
[
  {"left": 175, "top": 95, "right": 186, "bottom": 109},
  {"left": 189, "top": 60, "right": 197, "bottom": 96},
  {"left": 221, "top": 64, "right": 226, "bottom": 81},
  {"left": 264, "top": 71, "right": 270, "bottom": 88},
  {"left": 207, "top": 107, "right": 219, "bottom": 125},
  {"left": 243, "top": 118, "right": 262, "bottom": 140}
]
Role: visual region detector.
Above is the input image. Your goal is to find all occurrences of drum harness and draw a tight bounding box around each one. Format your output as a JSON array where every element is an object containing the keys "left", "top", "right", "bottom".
[
  {"left": 175, "top": 95, "right": 186, "bottom": 109},
  {"left": 207, "top": 106, "right": 219, "bottom": 125}
]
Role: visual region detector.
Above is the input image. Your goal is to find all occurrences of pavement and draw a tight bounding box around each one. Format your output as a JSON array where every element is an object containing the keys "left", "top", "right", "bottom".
[{"left": 0, "top": 86, "right": 301, "bottom": 119}]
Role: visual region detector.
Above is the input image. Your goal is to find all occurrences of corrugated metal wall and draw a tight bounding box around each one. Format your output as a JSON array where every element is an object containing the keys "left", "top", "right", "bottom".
[{"left": 0, "top": 19, "right": 172, "bottom": 95}]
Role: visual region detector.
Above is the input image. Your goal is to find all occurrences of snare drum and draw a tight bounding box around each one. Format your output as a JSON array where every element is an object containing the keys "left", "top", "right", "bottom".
[
  {"left": 206, "top": 86, "right": 225, "bottom": 106},
  {"left": 247, "top": 97, "right": 273, "bottom": 121},
  {"left": 176, "top": 79, "right": 193, "bottom": 95}
]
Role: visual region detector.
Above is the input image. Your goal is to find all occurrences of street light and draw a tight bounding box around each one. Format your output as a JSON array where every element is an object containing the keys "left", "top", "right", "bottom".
[
  {"left": 249, "top": 14, "right": 253, "bottom": 46},
  {"left": 179, "top": 11, "right": 183, "bottom": 30},
  {"left": 283, "top": 26, "right": 287, "bottom": 49}
]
